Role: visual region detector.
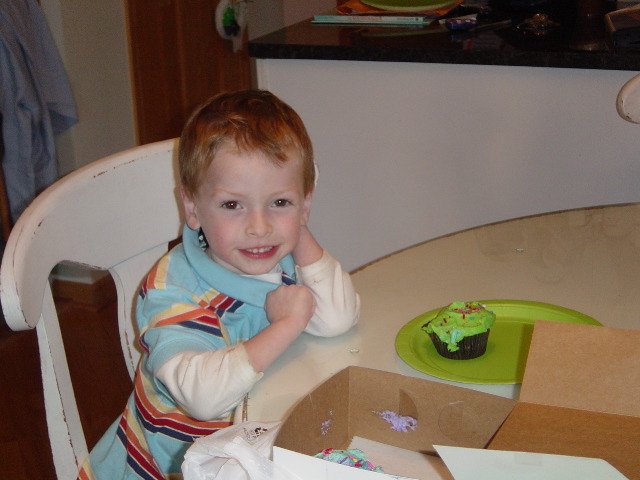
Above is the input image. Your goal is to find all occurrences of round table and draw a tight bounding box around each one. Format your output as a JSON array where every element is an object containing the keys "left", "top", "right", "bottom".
[{"left": 247, "top": 203, "right": 640, "bottom": 422}]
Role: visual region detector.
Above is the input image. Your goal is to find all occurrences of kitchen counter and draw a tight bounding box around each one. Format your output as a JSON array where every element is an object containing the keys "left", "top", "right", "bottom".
[{"left": 249, "top": 1, "right": 640, "bottom": 70}]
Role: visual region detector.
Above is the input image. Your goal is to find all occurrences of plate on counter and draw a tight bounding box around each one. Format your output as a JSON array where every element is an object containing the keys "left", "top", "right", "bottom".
[
  {"left": 395, "top": 300, "right": 601, "bottom": 384},
  {"left": 361, "top": 0, "right": 457, "bottom": 12}
]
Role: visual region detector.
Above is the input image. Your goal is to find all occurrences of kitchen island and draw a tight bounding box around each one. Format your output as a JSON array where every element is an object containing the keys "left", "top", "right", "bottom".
[{"left": 249, "top": 2, "right": 640, "bottom": 272}]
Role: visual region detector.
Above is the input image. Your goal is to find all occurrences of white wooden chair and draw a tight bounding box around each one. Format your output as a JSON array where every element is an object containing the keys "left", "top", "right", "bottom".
[
  {"left": 617, "top": 73, "right": 640, "bottom": 123},
  {"left": 0, "top": 138, "right": 183, "bottom": 480}
]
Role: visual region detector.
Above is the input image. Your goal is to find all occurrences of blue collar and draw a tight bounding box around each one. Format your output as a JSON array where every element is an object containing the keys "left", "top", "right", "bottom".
[{"left": 182, "top": 225, "right": 296, "bottom": 307}]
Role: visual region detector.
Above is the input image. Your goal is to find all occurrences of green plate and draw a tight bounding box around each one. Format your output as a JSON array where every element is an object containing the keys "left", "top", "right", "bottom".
[
  {"left": 361, "top": 0, "right": 456, "bottom": 12},
  {"left": 395, "top": 300, "right": 601, "bottom": 384}
]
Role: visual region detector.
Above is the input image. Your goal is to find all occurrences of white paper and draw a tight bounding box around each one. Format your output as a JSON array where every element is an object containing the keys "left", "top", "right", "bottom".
[
  {"left": 272, "top": 446, "right": 417, "bottom": 480},
  {"left": 434, "top": 446, "right": 629, "bottom": 480}
]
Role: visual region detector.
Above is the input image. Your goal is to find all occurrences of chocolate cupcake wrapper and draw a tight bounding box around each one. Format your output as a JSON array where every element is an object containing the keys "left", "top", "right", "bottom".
[{"left": 429, "top": 330, "right": 490, "bottom": 360}]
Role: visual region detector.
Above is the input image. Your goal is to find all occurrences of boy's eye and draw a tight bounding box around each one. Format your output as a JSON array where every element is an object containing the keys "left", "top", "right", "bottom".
[
  {"left": 273, "top": 199, "right": 291, "bottom": 207},
  {"left": 221, "top": 201, "right": 240, "bottom": 210}
]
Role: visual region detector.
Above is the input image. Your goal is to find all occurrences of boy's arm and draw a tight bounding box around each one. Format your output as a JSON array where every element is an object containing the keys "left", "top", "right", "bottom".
[
  {"left": 243, "top": 282, "right": 315, "bottom": 372},
  {"left": 294, "top": 226, "right": 360, "bottom": 337},
  {"left": 292, "top": 225, "right": 323, "bottom": 267},
  {"left": 149, "top": 288, "right": 313, "bottom": 421},
  {"left": 141, "top": 293, "right": 263, "bottom": 421},
  {"left": 156, "top": 345, "right": 261, "bottom": 421},
  {"left": 298, "top": 250, "right": 360, "bottom": 337}
]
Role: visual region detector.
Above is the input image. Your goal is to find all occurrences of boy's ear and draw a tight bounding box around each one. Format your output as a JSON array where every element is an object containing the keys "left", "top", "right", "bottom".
[
  {"left": 180, "top": 186, "right": 201, "bottom": 230},
  {"left": 301, "top": 190, "right": 313, "bottom": 226}
]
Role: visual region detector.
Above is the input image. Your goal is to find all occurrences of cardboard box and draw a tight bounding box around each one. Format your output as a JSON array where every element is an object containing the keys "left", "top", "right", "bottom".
[{"left": 274, "top": 320, "right": 639, "bottom": 479}]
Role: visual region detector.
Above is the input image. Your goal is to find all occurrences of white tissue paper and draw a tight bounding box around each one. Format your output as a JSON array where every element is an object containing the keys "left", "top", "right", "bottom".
[{"left": 182, "top": 421, "right": 300, "bottom": 480}]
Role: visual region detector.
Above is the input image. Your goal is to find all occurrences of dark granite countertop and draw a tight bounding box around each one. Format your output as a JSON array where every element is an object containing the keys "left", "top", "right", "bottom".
[{"left": 249, "top": 1, "right": 640, "bottom": 70}]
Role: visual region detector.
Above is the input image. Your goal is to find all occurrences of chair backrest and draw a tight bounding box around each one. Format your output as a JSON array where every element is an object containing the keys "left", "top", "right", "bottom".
[
  {"left": 617, "top": 73, "right": 640, "bottom": 123},
  {"left": 0, "top": 138, "right": 183, "bottom": 480}
]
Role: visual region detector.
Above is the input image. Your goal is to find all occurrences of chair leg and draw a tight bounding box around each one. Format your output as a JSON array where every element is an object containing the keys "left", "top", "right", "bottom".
[{"left": 37, "top": 283, "right": 88, "bottom": 480}]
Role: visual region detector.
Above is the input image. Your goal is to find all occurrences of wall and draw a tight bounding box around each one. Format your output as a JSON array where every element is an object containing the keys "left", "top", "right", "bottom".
[
  {"left": 41, "top": 0, "right": 136, "bottom": 175},
  {"left": 247, "top": 0, "right": 285, "bottom": 40},
  {"left": 283, "top": 0, "right": 336, "bottom": 28},
  {"left": 248, "top": 0, "right": 335, "bottom": 39}
]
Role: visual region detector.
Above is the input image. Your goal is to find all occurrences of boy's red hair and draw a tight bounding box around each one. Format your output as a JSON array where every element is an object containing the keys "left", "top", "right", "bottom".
[{"left": 179, "top": 90, "right": 314, "bottom": 198}]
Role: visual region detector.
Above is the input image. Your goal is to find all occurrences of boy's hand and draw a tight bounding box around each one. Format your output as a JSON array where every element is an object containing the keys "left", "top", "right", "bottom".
[
  {"left": 265, "top": 284, "right": 315, "bottom": 333},
  {"left": 245, "top": 285, "right": 316, "bottom": 372}
]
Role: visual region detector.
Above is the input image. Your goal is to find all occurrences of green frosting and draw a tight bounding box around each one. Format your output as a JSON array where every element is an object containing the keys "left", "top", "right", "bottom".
[{"left": 422, "top": 301, "right": 495, "bottom": 352}]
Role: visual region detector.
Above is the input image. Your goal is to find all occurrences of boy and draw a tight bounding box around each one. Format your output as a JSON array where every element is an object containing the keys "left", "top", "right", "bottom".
[{"left": 78, "top": 90, "right": 360, "bottom": 479}]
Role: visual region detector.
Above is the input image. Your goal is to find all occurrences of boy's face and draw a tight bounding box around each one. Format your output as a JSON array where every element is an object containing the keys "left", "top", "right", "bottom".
[{"left": 182, "top": 143, "right": 312, "bottom": 276}]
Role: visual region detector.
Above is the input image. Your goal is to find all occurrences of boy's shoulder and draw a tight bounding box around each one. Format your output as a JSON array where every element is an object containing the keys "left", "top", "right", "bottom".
[{"left": 148, "top": 242, "right": 202, "bottom": 292}]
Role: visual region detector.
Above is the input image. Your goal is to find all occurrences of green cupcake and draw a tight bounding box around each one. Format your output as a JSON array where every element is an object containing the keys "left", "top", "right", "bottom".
[{"left": 422, "top": 301, "right": 495, "bottom": 359}]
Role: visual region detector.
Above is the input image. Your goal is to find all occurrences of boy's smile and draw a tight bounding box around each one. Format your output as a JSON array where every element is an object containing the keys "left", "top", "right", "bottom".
[
  {"left": 182, "top": 143, "right": 311, "bottom": 275},
  {"left": 240, "top": 245, "right": 279, "bottom": 260}
]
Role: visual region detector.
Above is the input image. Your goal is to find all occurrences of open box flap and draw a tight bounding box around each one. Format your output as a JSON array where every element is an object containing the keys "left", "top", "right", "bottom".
[
  {"left": 489, "top": 320, "right": 640, "bottom": 479},
  {"left": 487, "top": 402, "right": 640, "bottom": 479},
  {"left": 518, "top": 320, "right": 640, "bottom": 417}
]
